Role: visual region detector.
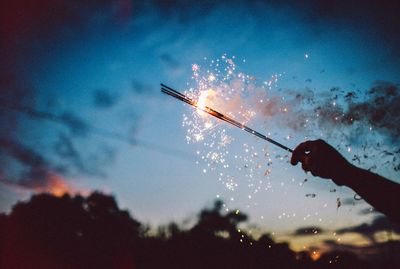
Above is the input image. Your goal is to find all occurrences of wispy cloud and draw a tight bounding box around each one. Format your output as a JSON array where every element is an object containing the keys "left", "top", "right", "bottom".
[
  {"left": 0, "top": 171, "right": 87, "bottom": 197},
  {"left": 293, "top": 226, "right": 324, "bottom": 236},
  {"left": 336, "top": 215, "right": 400, "bottom": 242}
]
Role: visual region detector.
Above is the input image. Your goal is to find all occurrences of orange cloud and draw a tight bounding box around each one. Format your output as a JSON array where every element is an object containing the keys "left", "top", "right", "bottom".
[{"left": 0, "top": 171, "right": 89, "bottom": 197}]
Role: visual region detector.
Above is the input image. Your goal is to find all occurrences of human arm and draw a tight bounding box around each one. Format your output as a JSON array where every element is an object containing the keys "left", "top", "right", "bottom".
[{"left": 291, "top": 139, "right": 400, "bottom": 224}]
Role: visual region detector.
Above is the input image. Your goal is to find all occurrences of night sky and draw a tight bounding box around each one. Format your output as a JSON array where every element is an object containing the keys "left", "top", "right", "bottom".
[{"left": 1, "top": 0, "right": 399, "bottom": 251}]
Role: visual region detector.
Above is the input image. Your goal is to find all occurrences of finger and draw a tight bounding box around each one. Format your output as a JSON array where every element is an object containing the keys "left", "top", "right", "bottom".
[
  {"left": 309, "top": 162, "right": 320, "bottom": 177},
  {"left": 303, "top": 155, "right": 321, "bottom": 177},
  {"left": 302, "top": 160, "right": 311, "bottom": 172},
  {"left": 302, "top": 154, "right": 315, "bottom": 171},
  {"left": 291, "top": 141, "right": 314, "bottom": 165},
  {"left": 307, "top": 154, "right": 322, "bottom": 177}
]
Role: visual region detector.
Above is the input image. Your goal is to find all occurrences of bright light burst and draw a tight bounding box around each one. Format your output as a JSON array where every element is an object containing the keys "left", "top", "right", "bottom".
[{"left": 183, "top": 54, "right": 283, "bottom": 197}]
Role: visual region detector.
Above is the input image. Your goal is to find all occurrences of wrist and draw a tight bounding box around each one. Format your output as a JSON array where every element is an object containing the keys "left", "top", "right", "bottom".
[{"left": 332, "top": 162, "right": 356, "bottom": 186}]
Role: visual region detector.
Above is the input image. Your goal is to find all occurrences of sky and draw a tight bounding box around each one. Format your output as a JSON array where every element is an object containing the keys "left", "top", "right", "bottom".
[{"left": 1, "top": 0, "right": 400, "bottom": 251}]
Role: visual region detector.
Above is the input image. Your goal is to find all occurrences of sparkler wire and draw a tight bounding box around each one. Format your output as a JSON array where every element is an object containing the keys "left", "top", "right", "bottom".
[{"left": 161, "top": 84, "right": 293, "bottom": 153}]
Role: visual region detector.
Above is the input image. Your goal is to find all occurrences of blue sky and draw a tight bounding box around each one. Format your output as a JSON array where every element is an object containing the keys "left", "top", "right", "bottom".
[{"left": 1, "top": 0, "right": 399, "bottom": 250}]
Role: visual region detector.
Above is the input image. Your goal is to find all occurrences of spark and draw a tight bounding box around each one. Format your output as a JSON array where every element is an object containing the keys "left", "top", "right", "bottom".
[
  {"left": 208, "top": 74, "right": 216, "bottom": 81},
  {"left": 161, "top": 84, "right": 293, "bottom": 152},
  {"left": 204, "top": 121, "right": 213, "bottom": 129},
  {"left": 310, "top": 250, "right": 321, "bottom": 261},
  {"left": 192, "top": 64, "right": 200, "bottom": 72},
  {"left": 161, "top": 55, "right": 293, "bottom": 200}
]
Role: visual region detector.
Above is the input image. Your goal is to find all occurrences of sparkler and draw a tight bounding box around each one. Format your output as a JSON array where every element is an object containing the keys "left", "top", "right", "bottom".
[{"left": 161, "top": 83, "right": 293, "bottom": 153}]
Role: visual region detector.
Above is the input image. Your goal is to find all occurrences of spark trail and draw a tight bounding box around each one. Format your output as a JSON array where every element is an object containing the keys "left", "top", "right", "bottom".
[{"left": 161, "top": 83, "right": 293, "bottom": 152}]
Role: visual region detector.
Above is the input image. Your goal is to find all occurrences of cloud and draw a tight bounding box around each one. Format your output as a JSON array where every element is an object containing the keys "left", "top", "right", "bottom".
[
  {"left": 58, "top": 112, "right": 90, "bottom": 136},
  {"left": 1, "top": 0, "right": 399, "bottom": 199},
  {"left": 319, "top": 82, "right": 400, "bottom": 171},
  {"left": 293, "top": 226, "right": 324, "bottom": 236},
  {"left": 131, "top": 80, "right": 153, "bottom": 95},
  {"left": 336, "top": 215, "right": 400, "bottom": 242},
  {"left": 160, "top": 53, "right": 184, "bottom": 77},
  {"left": 341, "top": 82, "right": 400, "bottom": 141},
  {"left": 0, "top": 71, "right": 194, "bottom": 196},
  {"left": 280, "top": 82, "right": 400, "bottom": 141},
  {"left": 0, "top": 137, "right": 61, "bottom": 175},
  {"left": 341, "top": 197, "right": 361, "bottom": 207},
  {"left": 359, "top": 207, "right": 378, "bottom": 216},
  {"left": 0, "top": 97, "right": 189, "bottom": 193},
  {"left": 92, "top": 89, "right": 118, "bottom": 109},
  {"left": 0, "top": 74, "right": 110, "bottom": 192},
  {"left": 53, "top": 133, "right": 107, "bottom": 177},
  {"left": 6, "top": 0, "right": 398, "bottom": 88},
  {"left": 0, "top": 171, "right": 87, "bottom": 197},
  {"left": 0, "top": 137, "right": 64, "bottom": 193},
  {"left": 262, "top": 82, "right": 400, "bottom": 171},
  {"left": 0, "top": 136, "right": 106, "bottom": 187},
  {"left": 160, "top": 53, "right": 181, "bottom": 70},
  {"left": 0, "top": 83, "right": 90, "bottom": 137}
]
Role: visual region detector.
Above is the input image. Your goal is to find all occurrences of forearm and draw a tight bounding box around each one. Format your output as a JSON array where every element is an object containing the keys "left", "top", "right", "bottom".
[{"left": 335, "top": 164, "right": 400, "bottom": 224}]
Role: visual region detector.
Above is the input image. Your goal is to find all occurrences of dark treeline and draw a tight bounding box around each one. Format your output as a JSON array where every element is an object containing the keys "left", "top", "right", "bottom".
[{"left": 0, "top": 192, "right": 398, "bottom": 269}]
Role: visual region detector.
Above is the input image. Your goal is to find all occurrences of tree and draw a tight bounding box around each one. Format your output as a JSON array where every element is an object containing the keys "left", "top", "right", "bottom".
[{"left": 0, "top": 192, "right": 141, "bottom": 269}]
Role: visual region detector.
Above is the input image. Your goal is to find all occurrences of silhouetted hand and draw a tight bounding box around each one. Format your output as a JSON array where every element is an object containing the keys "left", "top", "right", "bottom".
[
  {"left": 291, "top": 140, "right": 400, "bottom": 224},
  {"left": 291, "top": 139, "right": 351, "bottom": 185}
]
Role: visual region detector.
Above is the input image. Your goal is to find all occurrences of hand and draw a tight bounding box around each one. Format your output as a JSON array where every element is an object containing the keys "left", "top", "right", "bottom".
[{"left": 290, "top": 139, "right": 351, "bottom": 185}]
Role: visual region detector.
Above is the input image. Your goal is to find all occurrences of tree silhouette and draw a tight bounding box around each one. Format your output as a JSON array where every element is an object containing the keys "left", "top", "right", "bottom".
[
  {"left": 190, "top": 200, "right": 247, "bottom": 240},
  {"left": 0, "top": 192, "right": 141, "bottom": 268},
  {"left": 0, "top": 192, "right": 389, "bottom": 269}
]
